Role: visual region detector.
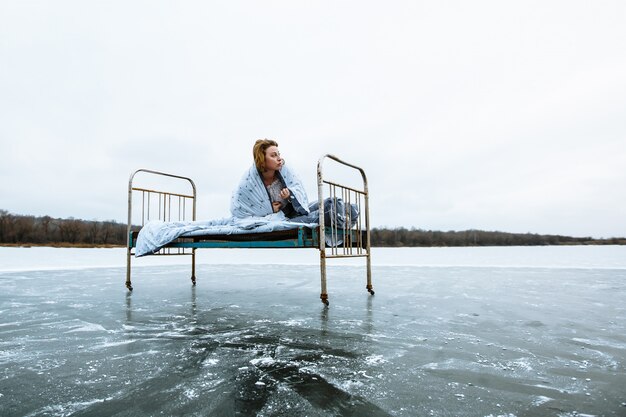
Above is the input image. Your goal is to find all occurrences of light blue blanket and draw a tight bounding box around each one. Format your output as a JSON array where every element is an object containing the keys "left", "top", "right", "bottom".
[
  {"left": 134, "top": 215, "right": 317, "bottom": 257},
  {"left": 135, "top": 164, "right": 316, "bottom": 257},
  {"left": 230, "top": 164, "right": 310, "bottom": 218}
]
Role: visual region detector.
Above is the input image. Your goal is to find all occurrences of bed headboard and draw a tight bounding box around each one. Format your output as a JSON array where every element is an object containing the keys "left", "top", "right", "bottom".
[{"left": 127, "top": 168, "right": 197, "bottom": 254}]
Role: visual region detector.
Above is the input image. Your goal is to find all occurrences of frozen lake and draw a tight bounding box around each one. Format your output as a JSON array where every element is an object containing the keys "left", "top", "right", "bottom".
[{"left": 1, "top": 246, "right": 625, "bottom": 416}]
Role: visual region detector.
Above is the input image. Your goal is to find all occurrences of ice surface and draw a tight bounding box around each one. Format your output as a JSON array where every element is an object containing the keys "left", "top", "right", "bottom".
[
  {"left": 0, "top": 247, "right": 625, "bottom": 416},
  {"left": 1, "top": 245, "right": 626, "bottom": 272}
]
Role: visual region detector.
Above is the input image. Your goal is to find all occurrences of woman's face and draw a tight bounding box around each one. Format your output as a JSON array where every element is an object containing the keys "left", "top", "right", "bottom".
[{"left": 264, "top": 146, "right": 283, "bottom": 171}]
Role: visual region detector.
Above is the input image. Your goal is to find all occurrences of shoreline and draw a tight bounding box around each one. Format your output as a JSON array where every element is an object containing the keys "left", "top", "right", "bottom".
[
  {"left": 1, "top": 242, "right": 624, "bottom": 249},
  {"left": 0, "top": 243, "right": 124, "bottom": 249}
]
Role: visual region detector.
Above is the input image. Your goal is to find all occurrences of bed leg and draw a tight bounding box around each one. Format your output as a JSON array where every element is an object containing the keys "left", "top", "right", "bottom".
[
  {"left": 366, "top": 253, "right": 374, "bottom": 295},
  {"left": 191, "top": 249, "right": 196, "bottom": 286},
  {"left": 320, "top": 252, "right": 329, "bottom": 306},
  {"left": 126, "top": 247, "right": 133, "bottom": 291},
  {"left": 320, "top": 293, "right": 329, "bottom": 306}
]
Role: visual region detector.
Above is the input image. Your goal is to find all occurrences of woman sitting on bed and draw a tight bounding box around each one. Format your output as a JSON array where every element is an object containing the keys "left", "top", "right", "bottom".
[
  {"left": 230, "top": 139, "right": 312, "bottom": 220},
  {"left": 230, "top": 139, "right": 357, "bottom": 228}
]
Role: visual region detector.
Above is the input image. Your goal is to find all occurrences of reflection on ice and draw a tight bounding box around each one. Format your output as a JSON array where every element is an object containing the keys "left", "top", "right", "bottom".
[{"left": 0, "top": 248, "right": 625, "bottom": 416}]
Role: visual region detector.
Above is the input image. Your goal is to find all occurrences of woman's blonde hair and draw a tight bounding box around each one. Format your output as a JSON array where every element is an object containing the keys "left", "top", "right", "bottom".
[{"left": 252, "top": 139, "right": 279, "bottom": 171}]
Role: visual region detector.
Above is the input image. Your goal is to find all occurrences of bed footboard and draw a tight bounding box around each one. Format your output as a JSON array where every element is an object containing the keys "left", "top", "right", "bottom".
[{"left": 317, "top": 154, "right": 372, "bottom": 305}]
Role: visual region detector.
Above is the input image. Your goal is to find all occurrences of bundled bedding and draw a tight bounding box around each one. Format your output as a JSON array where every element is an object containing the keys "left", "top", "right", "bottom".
[
  {"left": 134, "top": 214, "right": 316, "bottom": 256},
  {"left": 135, "top": 164, "right": 315, "bottom": 256}
]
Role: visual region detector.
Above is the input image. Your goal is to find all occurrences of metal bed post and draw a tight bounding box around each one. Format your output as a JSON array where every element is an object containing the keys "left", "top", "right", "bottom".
[
  {"left": 126, "top": 172, "right": 135, "bottom": 291},
  {"left": 361, "top": 168, "right": 373, "bottom": 295},
  {"left": 316, "top": 159, "right": 329, "bottom": 306}
]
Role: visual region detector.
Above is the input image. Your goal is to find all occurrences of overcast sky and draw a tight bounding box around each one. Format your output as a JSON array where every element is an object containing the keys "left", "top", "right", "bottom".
[{"left": 1, "top": 1, "right": 625, "bottom": 238}]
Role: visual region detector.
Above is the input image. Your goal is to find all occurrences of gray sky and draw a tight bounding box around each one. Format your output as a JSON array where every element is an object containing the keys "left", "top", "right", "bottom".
[{"left": 1, "top": 0, "right": 625, "bottom": 238}]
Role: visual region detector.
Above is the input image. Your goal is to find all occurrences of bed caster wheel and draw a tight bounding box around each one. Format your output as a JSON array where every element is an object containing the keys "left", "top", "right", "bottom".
[
  {"left": 367, "top": 285, "right": 375, "bottom": 295},
  {"left": 191, "top": 276, "right": 196, "bottom": 286},
  {"left": 126, "top": 284, "right": 133, "bottom": 291}
]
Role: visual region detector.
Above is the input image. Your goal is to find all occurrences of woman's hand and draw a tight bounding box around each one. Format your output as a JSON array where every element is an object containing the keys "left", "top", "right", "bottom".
[
  {"left": 279, "top": 188, "right": 290, "bottom": 200},
  {"left": 272, "top": 201, "right": 282, "bottom": 213}
]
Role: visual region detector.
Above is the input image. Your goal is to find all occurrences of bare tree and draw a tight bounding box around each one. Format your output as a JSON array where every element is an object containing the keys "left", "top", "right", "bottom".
[{"left": 57, "top": 218, "right": 83, "bottom": 244}]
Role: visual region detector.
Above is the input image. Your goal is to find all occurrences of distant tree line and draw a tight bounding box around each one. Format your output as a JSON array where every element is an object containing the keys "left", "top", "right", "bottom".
[
  {"left": 370, "top": 227, "right": 626, "bottom": 247},
  {"left": 0, "top": 210, "right": 127, "bottom": 246},
  {"left": 1, "top": 210, "right": 624, "bottom": 247}
]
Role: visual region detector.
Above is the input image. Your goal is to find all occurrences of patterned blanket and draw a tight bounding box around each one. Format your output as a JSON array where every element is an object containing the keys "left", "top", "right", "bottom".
[
  {"left": 230, "top": 163, "right": 310, "bottom": 218},
  {"left": 135, "top": 164, "right": 316, "bottom": 256}
]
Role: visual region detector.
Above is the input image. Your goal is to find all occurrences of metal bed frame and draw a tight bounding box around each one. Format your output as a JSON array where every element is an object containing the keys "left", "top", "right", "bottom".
[{"left": 126, "top": 154, "right": 373, "bottom": 305}]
